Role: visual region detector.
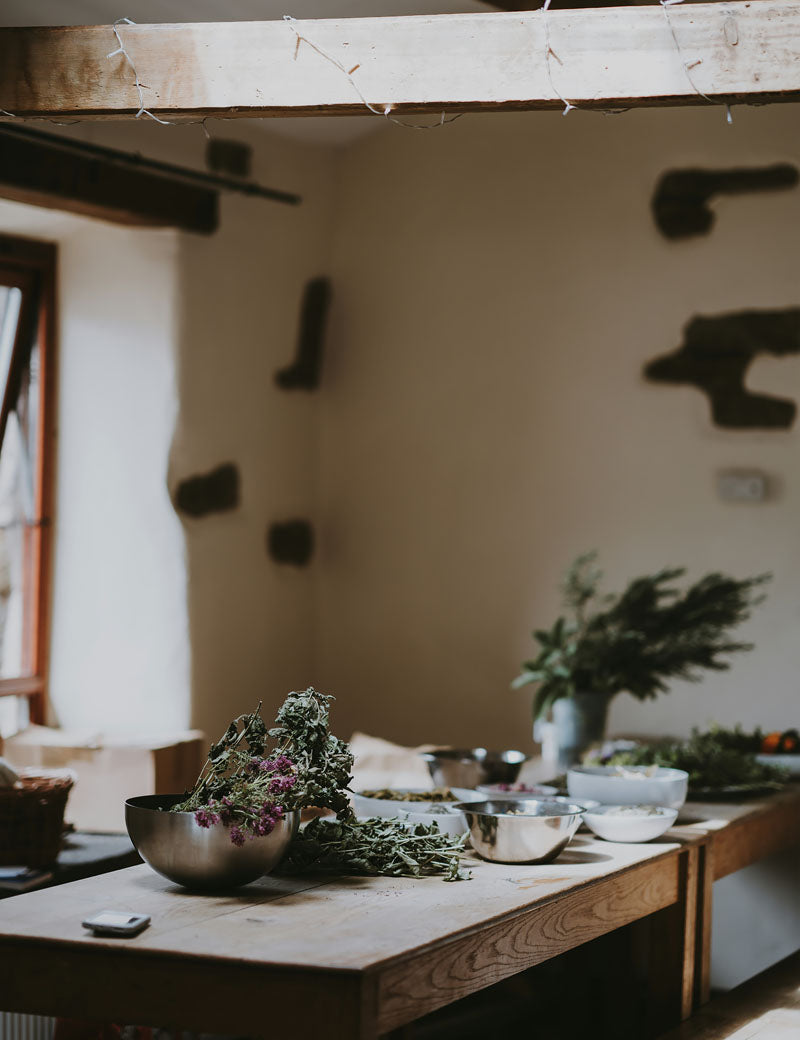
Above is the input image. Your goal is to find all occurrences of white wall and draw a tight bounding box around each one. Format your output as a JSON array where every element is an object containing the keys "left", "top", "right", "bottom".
[
  {"left": 318, "top": 104, "right": 800, "bottom": 749},
  {"left": 0, "top": 200, "right": 189, "bottom": 736},
  {"left": 0, "top": 120, "right": 336, "bottom": 742}
]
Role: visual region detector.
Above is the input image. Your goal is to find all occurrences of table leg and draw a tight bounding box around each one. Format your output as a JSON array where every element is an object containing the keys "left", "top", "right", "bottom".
[
  {"left": 634, "top": 845, "right": 699, "bottom": 1037},
  {"left": 694, "top": 839, "right": 714, "bottom": 1008}
]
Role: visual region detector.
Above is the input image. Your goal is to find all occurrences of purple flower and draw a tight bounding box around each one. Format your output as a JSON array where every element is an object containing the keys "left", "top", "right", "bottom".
[
  {"left": 258, "top": 754, "right": 295, "bottom": 775},
  {"left": 251, "top": 816, "right": 273, "bottom": 837},
  {"left": 195, "top": 808, "right": 220, "bottom": 829},
  {"left": 229, "top": 825, "right": 246, "bottom": 847}
]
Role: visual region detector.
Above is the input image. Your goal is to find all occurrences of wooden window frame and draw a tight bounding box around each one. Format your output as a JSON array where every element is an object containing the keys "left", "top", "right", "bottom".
[{"left": 0, "top": 233, "right": 56, "bottom": 725}]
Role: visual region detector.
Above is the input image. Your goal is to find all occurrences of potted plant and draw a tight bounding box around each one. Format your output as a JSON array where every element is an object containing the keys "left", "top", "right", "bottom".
[{"left": 512, "top": 552, "right": 769, "bottom": 768}]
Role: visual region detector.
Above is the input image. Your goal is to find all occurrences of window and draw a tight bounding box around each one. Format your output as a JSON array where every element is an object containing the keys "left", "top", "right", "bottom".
[{"left": 0, "top": 234, "right": 55, "bottom": 733}]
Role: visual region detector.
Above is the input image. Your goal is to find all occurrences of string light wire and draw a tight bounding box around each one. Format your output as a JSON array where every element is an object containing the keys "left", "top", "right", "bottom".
[
  {"left": 283, "top": 15, "right": 461, "bottom": 130},
  {"left": 660, "top": 0, "right": 734, "bottom": 123},
  {"left": 541, "top": 0, "right": 577, "bottom": 116},
  {"left": 1, "top": 7, "right": 741, "bottom": 131},
  {"left": 107, "top": 17, "right": 172, "bottom": 124}
]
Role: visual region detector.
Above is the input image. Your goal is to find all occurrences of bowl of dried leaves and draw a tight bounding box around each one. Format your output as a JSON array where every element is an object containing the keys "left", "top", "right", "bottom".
[{"left": 126, "top": 688, "right": 469, "bottom": 889}]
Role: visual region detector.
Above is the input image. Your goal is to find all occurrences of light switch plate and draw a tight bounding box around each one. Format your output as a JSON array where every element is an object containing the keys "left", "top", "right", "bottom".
[{"left": 717, "top": 470, "right": 768, "bottom": 502}]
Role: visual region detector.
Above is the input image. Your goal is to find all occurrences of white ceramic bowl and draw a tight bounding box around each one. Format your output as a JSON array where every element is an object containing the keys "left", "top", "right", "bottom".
[
  {"left": 582, "top": 805, "right": 679, "bottom": 843},
  {"left": 350, "top": 787, "right": 478, "bottom": 837},
  {"left": 567, "top": 765, "right": 688, "bottom": 810}
]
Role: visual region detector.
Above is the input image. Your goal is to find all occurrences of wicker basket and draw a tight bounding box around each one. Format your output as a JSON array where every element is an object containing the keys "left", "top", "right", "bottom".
[{"left": 0, "top": 769, "right": 75, "bottom": 867}]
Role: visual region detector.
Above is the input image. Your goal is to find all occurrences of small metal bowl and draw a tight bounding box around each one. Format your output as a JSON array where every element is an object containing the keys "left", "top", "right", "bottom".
[
  {"left": 422, "top": 748, "right": 528, "bottom": 788},
  {"left": 454, "top": 799, "right": 585, "bottom": 864},
  {"left": 125, "top": 794, "right": 299, "bottom": 890}
]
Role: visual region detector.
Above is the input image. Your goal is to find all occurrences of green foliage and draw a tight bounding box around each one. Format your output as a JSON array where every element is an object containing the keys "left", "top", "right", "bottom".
[
  {"left": 282, "top": 816, "right": 469, "bottom": 881},
  {"left": 597, "top": 726, "right": 787, "bottom": 793},
  {"left": 172, "top": 689, "right": 354, "bottom": 821},
  {"left": 268, "top": 689, "right": 354, "bottom": 819},
  {"left": 173, "top": 688, "right": 469, "bottom": 881},
  {"left": 513, "top": 552, "right": 770, "bottom": 720}
]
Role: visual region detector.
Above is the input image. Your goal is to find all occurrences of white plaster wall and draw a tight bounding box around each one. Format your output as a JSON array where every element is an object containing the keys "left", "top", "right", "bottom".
[
  {"left": 317, "top": 104, "right": 800, "bottom": 992},
  {"left": 319, "top": 104, "right": 800, "bottom": 750},
  {"left": 65, "top": 121, "right": 336, "bottom": 742},
  {"left": 0, "top": 200, "right": 189, "bottom": 736},
  {"left": 0, "top": 120, "right": 336, "bottom": 742}
]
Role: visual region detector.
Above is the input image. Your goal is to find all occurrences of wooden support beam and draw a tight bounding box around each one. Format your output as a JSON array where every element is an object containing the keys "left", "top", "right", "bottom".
[
  {"left": 1, "top": 3, "right": 800, "bottom": 120},
  {"left": 0, "top": 127, "right": 218, "bottom": 232}
]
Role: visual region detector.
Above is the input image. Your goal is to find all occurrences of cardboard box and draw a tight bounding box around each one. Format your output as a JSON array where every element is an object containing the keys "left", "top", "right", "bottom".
[{"left": 3, "top": 725, "right": 206, "bottom": 833}]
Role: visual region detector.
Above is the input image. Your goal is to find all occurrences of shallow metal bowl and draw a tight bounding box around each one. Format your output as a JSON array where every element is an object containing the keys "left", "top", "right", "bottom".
[
  {"left": 453, "top": 799, "right": 585, "bottom": 864},
  {"left": 421, "top": 748, "right": 528, "bottom": 789},
  {"left": 125, "top": 794, "right": 298, "bottom": 890}
]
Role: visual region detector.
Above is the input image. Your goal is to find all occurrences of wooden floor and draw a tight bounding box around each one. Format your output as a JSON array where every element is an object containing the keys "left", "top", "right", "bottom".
[{"left": 659, "top": 951, "right": 800, "bottom": 1040}]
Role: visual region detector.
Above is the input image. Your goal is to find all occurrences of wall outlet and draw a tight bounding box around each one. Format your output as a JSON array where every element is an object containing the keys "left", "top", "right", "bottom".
[{"left": 717, "top": 469, "right": 768, "bottom": 502}]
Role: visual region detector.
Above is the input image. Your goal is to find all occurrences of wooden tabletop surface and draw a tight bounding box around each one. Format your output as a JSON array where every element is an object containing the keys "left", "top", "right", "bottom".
[
  {"left": 0, "top": 832, "right": 681, "bottom": 971},
  {"left": 2, "top": 786, "right": 798, "bottom": 1038}
]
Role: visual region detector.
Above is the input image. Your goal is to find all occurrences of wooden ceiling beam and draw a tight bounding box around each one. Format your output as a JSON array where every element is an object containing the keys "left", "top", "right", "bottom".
[{"left": 1, "top": 3, "right": 799, "bottom": 119}]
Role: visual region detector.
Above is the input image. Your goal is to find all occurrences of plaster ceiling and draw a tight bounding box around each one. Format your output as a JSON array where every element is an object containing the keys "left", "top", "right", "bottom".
[{"left": 0, "top": 0, "right": 491, "bottom": 143}]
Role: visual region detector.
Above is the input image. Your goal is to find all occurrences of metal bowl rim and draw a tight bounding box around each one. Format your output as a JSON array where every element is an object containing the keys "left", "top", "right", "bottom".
[
  {"left": 125, "top": 793, "right": 300, "bottom": 823},
  {"left": 421, "top": 748, "right": 529, "bottom": 765},
  {"left": 453, "top": 798, "right": 586, "bottom": 818}
]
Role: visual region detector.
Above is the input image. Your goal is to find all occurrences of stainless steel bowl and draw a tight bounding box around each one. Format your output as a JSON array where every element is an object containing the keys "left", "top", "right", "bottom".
[
  {"left": 454, "top": 799, "right": 585, "bottom": 864},
  {"left": 422, "top": 748, "right": 528, "bottom": 788},
  {"left": 125, "top": 794, "right": 298, "bottom": 890}
]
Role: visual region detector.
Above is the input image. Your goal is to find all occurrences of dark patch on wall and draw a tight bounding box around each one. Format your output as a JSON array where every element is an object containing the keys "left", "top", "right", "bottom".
[
  {"left": 268, "top": 520, "right": 314, "bottom": 566},
  {"left": 644, "top": 309, "right": 800, "bottom": 429},
  {"left": 275, "top": 277, "right": 332, "bottom": 391},
  {"left": 652, "top": 165, "right": 798, "bottom": 239},
  {"left": 175, "top": 463, "right": 240, "bottom": 517},
  {"left": 205, "top": 139, "right": 252, "bottom": 179}
]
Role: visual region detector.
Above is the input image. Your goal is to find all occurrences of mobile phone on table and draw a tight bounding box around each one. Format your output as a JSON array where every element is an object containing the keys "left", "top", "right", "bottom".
[{"left": 82, "top": 910, "right": 151, "bottom": 937}]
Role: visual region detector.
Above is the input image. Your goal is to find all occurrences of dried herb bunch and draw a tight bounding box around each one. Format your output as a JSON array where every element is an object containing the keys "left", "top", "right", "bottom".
[
  {"left": 283, "top": 817, "right": 468, "bottom": 882},
  {"left": 172, "top": 688, "right": 353, "bottom": 844},
  {"left": 173, "top": 687, "right": 468, "bottom": 880},
  {"left": 269, "top": 688, "right": 353, "bottom": 819}
]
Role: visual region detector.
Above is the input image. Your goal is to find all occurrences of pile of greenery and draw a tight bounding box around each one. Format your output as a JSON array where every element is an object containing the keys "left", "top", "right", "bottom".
[
  {"left": 513, "top": 552, "right": 770, "bottom": 720},
  {"left": 283, "top": 817, "right": 467, "bottom": 882},
  {"left": 595, "top": 725, "right": 788, "bottom": 795},
  {"left": 173, "top": 688, "right": 467, "bottom": 880}
]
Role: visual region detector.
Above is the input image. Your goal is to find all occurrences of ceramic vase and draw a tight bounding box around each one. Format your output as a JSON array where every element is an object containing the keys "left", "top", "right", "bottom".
[{"left": 535, "top": 692, "right": 612, "bottom": 772}]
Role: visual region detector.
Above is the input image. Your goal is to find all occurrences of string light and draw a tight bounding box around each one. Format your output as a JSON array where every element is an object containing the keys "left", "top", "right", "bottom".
[
  {"left": 107, "top": 17, "right": 172, "bottom": 125},
  {"left": 0, "top": 7, "right": 745, "bottom": 131},
  {"left": 283, "top": 15, "right": 462, "bottom": 131},
  {"left": 541, "top": 0, "right": 577, "bottom": 117},
  {"left": 660, "top": 0, "right": 734, "bottom": 124}
]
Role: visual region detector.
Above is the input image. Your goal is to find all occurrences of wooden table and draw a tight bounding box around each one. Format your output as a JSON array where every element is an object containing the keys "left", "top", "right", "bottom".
[
  {"left": 1, "top": 788, "right": 798, "bottom": 1039},
  {"left": 667, "top": 785, "right": 800, "bottom": 1007}
]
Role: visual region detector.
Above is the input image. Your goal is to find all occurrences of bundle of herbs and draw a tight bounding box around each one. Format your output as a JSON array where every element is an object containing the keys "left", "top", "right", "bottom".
[
  {"left": 283, "top": 817, "right": 467, "bottom": 882},
  {"left": 172, "top": 687, "right": 468, "bottom": 880},
  {"left": 593, "top": 725, "right": 788, "bottom": 796}
]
